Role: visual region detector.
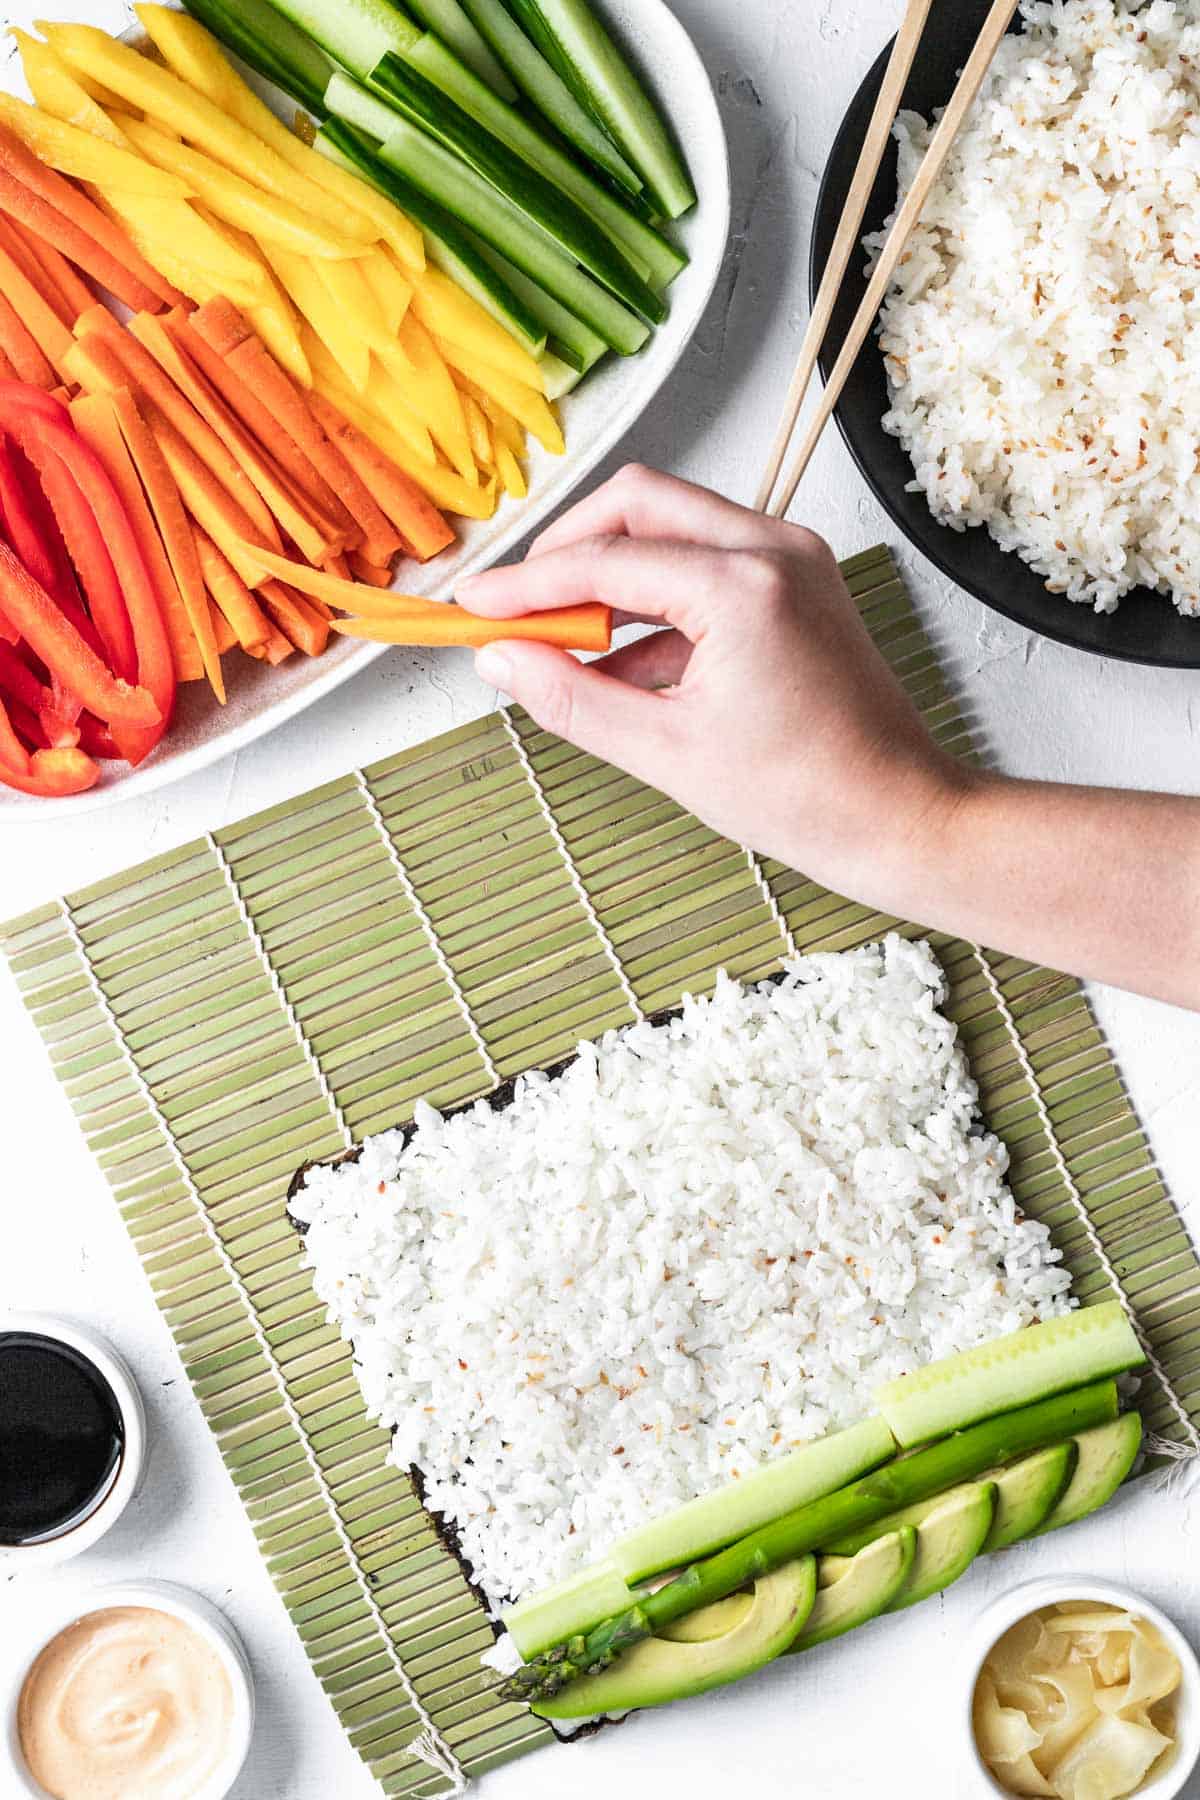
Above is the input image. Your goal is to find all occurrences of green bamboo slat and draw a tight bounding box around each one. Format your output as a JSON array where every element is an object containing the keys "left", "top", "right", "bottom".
[{"left": 3, "top": 544, "right": 1196, "bottom": 1797}]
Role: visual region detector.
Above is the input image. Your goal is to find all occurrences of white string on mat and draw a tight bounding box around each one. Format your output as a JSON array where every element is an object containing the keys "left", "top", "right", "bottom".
[
  {"left": 971, "top": 942, "right": 1200, "bottom": 1459},
  {"left": 497, "top": 706, "right": 645, "bottom": 1024},
  {"left": 57, "top": 898, "right": 470, "bottom": 1795},
  {"left": 354, "top": 769, "right": 501, "bottom": 1091},
  {"left": 742, "top": 847, "right": 799, "bottom": 962},
  {"left": 207, "top": 834, "right": 354, "bottom": 1154}
]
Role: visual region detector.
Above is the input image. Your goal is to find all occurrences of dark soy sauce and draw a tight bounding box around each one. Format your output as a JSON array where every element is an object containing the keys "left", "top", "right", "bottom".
[{"left": 0, "top": 1332, "right": 124, "bottom": 1546}]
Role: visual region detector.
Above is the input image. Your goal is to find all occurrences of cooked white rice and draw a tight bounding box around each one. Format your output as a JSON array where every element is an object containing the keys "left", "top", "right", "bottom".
[
  {"left": 291, "top": 937, "right": 1071, "bottom": 1608},
  {"left": 875, "top": 0, "right": 1200, "bottom": 615}
]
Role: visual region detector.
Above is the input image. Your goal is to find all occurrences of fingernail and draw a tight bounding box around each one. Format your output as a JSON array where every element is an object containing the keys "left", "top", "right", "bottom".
[
  {"left": 457, "top": 573, "right": 481, "bottom": 593},
  {"left": 475, "top": 645, "right": 514, "bottom": 689}
]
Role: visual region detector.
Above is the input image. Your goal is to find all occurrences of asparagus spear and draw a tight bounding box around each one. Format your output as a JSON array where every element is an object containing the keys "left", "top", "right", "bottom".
[{"left": 501, "top": 1380, "right": 1120, "bottom": 1703}]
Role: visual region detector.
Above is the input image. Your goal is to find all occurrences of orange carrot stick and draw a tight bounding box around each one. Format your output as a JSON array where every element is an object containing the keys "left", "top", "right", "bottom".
[
  {"left": 9, "top": 218, "right": 95, "bottom": 324},
  {"left": 190, "top": 299, "right": 398, "bottom": 562},
  {"left": 328, "top": 606, "right": 612, "bottom": 650},
  {"left": 0, "top": 289, "right": 54, "bottom": 388},
  {"left": 258, "top": 579, "right": 329, "bottom": 657},
  {"left": 169, "top": 308, "right": 352, "bottom": 535},
  {"left": 348, "top": 551, "right": 394, "bottom": 588},
  {"left": 0, "top": 125, "right": 178, "bottom": 311},
  {"left": 69, "top": 391, "right": 203, "bottom": 683},
  {"left": 192, "top": 527, "right": 270, "bottom": 651},
  {"left": 255, "top": 619, "right": 296, "bottom": 664},
  {"left": 109, "top": 385, "right": 224, "bottom": 703},
  {"left": 75, "top": 306, "right": 281, "bottom": 549},
  {"left": 307, "top": 392, "right": 453, "bottom": 564},
  {"left": 0, "top": 214, "right": 71, "bottom": 327},
  {"left": 0, "top": 234, "right": 74, "bottom": 380},
  {"left": 129, "top": 312, "right": 340, "bottom": 567},
  {"left": 149, "top": 408, "right": 279, "bottom": 591},
  {"left": 209, "top": 596, "right": 236, "bottom": 654},
  {"left": 0, "top": 343, "right": 15, "bottom": 380}
]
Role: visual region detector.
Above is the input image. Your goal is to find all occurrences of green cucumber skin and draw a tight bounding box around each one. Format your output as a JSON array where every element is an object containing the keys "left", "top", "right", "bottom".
[
  {"left": 316, "top": 119, "right": 548, "bottom": 352},
  {"left": 374, "top": 118, "right": 651, "bottom": 351},
  {"left": 404, "top": 0, "right": 518, "bottom": 98},
  {"left": 468, "top": 235, "right": 607, "bottom": 369},
  {"left": 510, "top": 0, "right": 696, "bottom": 219},
  {"left": 458, "top": 0, "right": 643, "bottom": 195},
  {"left": 181, "top": 0, "right": 335, "bottom": 115},
  {"left": 369, "top": 53, "right": 665, "bottom": 322},
  {"left": 403, "top": 34, "right": 684, "bottom": 291},
  {"left": 267, "top": 0, "right": 420, "bottom": 79},
  {"left": 876, "top": 1303, "right": 1146, "bottom": 1448}
]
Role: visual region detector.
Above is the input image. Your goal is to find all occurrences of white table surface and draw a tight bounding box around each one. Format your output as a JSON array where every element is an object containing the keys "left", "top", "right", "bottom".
[{"left": 3, "top": 0, "right": 1198, "bottom": 1795}]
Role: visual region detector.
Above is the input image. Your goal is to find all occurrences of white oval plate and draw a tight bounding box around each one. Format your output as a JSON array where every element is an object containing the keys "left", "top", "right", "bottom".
[{"left": 1, "top": 0, "right": 729, "bottom": 817}]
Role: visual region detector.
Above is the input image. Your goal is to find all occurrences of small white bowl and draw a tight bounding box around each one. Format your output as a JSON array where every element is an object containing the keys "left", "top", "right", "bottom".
[
  {"left": 964, "top": 1575, "right": 1200, "bottom": 1800},
  {"left": 0, "top": 1312, "right": 146, "bottom": 1567},
  {"left": 3, "top": 1580, "right": 255, "bottom": 1800}
]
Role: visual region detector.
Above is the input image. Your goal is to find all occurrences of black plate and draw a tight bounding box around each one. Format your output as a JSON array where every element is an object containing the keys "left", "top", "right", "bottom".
[{"left": 811, "top": 0, "right": 1200, "bottom": 667}]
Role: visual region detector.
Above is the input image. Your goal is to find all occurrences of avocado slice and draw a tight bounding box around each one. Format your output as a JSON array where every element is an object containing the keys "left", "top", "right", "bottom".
[
  {"left": 825, "top": 1475, "right": 983, "bottom": 1558},
  {"left": 1032, "top": 1413, "right": 1142, "bottom": 1536},
  {"left": 789, "top": 1526, "right": 917, "bottom": 1651},
  {"left": 533, "top": 1555, "right": 817, "bottom": 1719},
  {"left": 983, "top": 1440, "right": 1079, "bottom": 1552},
  {"left": 661, "top": 1593, "right": 753, "bottom": 1643},
  {"left": 886, "top": 1480, "right": 995, "bottom": 1611}
]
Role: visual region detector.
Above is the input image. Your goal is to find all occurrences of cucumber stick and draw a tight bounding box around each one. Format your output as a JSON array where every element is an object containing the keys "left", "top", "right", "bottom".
[
  {"left": 537, "top": 351, "right": 583, "bottom": 398},
  {"left": 180, "top": 0, "right": 336, "bottom": 116},
  {"left": 611, "top": 1415, "right": 897, "bottom": 1586},
  {"left": 458, "top": 0, "right": 640, "bottom": 195},
  {"left": 403, "top": 0, "right": 517, "bottom": 98},
  {"left": 469, "top": 237, "right": 606, "bottom": 371},
  {"left": 876, "top": 1302, "right": 1145, "bottom": 1448},
  {"left": 266, "top": 0, "right": 420, "bottom": 79},
  {"left": 504, "top": 0, "right": 695, "bottom": 218},
  {"left": 366, "top": 55, "right": 664, "bottom": 322},
  {"left": 330, "top": 100, "right": 651, "bottom": 350},
  {"left": 315, "top": 120, "right": 548, "bottom": 354},
  {"left": 403, "top": 34, "right": 684, "bottom": 291}
]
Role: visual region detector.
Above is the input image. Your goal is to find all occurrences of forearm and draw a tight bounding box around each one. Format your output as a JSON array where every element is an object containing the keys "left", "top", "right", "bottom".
[{"left": 857, "top": 770, "right": 1200, "bottom": 1010}]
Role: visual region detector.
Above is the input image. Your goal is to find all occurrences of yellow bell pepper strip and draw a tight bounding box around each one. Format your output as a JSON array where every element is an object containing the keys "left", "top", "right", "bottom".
[
  {"left": 132, "top": 6, "right": 425, "bottom": 271},
  {"left": 436, "top": 342, "right": 565, "bottom": 453},
  {"left": 0, "top": 92, "right": 192, "bottom": 199},
  {"left": 41, "top": 24, "right": 377, "bottom": 243},
  {"left": 117, "top": 118, "right": 368, "bottom": 261}
]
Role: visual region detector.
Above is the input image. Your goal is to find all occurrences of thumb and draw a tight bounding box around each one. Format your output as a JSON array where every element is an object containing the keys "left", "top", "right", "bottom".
[{"left": 476, "top": 640, "right": 681, "bottom": 781}]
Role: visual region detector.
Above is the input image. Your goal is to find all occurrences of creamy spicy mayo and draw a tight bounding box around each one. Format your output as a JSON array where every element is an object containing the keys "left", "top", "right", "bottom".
[{"left": 18, "top": 1606, "right": 234, "bottom": 1800}]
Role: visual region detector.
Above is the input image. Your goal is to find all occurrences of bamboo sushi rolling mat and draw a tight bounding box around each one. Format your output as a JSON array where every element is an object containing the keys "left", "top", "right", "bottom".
[{"left": 4, "top": 543, "right": 1199, "bottom": 1796}]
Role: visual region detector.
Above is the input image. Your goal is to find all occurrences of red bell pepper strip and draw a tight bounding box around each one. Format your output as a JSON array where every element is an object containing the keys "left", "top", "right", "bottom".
[
  {"left": 0, "top": 687, "right": 30, "bottom": 774},
  {"left": 0, "top": 378, "right": 68, "bottom": 423},
  {"left": 0, "top": 390, "right": 175, "bottom": 762},
  {"left": 0, "top": 730, "right": 98, "bottom": 796},
  {"left": 34, "top": 445, "right": 137, "bottom": 683},
  {"left": 5, "top": 695, "right": 50, "bottom": 750},
  {"left": 0, "top": 641, "right": 79, "bottom": 748},
  {"left": 74, "top": 711, "right": 118, "bottom": 760},
  {"left": 0, "top": 541, "right": 158, "bottom": 730}
]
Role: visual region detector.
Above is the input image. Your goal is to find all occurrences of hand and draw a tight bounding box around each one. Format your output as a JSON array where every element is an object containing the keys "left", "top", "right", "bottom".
[{"left": 457, "top": 465, "right": 968, "bottom": 905}]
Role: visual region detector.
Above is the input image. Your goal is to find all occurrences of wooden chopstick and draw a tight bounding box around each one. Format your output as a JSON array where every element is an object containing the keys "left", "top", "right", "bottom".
[
  {"left": 763, "top": 0, "right": 1020, "bottom": 520},
  {"left": 754, "top": 0, "right": 935, "bottom": 514}
]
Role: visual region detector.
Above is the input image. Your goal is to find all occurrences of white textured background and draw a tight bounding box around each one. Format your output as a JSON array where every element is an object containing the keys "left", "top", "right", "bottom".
[{"left": 2, "top": 0, "right": 1198, "bottom": 1794}]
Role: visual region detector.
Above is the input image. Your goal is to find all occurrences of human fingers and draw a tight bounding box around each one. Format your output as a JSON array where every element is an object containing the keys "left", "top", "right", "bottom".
[
  {"left": 474, "top": 640, "right": 683, "bottom": 784},
  {"left": 588, "top": 627, "right": 692, "bottom": 690},
  {"left": 526, "top": 464, "right": 795, "bottom": 559},
  {"left": 457, "top": 536, "right": 733, "bottom": 638}
]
